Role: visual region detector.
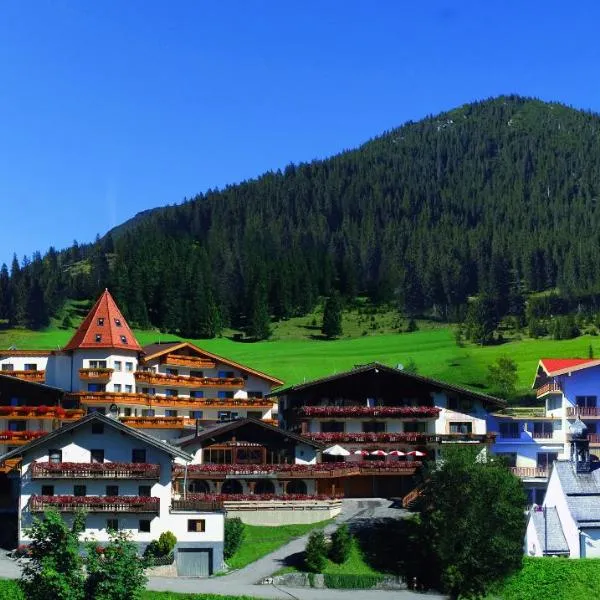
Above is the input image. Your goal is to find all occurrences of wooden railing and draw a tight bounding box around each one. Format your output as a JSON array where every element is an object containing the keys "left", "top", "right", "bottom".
[
  {"left": 588, "top": 434, "right": 600, "bottom": 445},
  {"left": 298, "top": 406, "right": 441, "bottom": 418},
  {"left": 1, "top": 370, "right": 45, "bottom": 382},
  {"left": 0, "top": 407, "right": 84, "bottom": 420},
  {"left": 79, "top": 368, "right": 114, "bottom": 381},
  {"left": 536, "top": 381, "right": 562, "bottom": 398},
  {"left": 171, "top": 499, "right": 223, "bottom": 511},
  {"left": 66, "top": 392, "right": 153, "bottom": 406},
  {"left": 402, "top": 484, "right": 425, "bottom": 509},
  {"left": 501, "top": 407, "right": 547, "bottom": 418},
  {"left": 531, "top": 432, "right": 554, "bottom": 439},
  {"left": 135, "top": 371, "right": 244, "bottom": 388},
  {"left": 162, "top": 354, "right": 217, "bottom": 369},
  {"left": 303, "top": 432, "right": 494, "bottom": 444},
  {"left": 30, "top": 462, "right": 160, "bottom": 479},
  {"left": 0, "top": 431, "right": 46, "bottom": 443},
  {"left": 120, "top": 416, "right": 191, "bottom": 428},
  {"left": 567, "top": 406, "right": 600, "bottom": 418},
  {"left": 29, "top": 495, "right": 160, "bottom": 513},
  {"left": 147, "top": 396, "right": 272, "bottom": 409},
  {"left": 510, "top": 467, "right": 549, "bottom": 478}
]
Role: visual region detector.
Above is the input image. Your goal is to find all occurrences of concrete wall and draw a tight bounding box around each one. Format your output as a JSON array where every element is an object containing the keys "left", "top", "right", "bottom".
[{"left": 224, "top": 500, "right": 342, "bottom": 526}]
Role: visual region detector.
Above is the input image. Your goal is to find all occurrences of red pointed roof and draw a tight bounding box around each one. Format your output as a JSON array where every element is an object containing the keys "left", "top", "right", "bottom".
[
  {"left": 63, "top": 290, "right": 142, "bottom": 352},
  {"left": 539, "top": 358, "right": 599, "bottom": 376}
]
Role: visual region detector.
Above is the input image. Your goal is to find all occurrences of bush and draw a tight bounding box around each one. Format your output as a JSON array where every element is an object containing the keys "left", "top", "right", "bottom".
[
  {"left": 144, "top": 531, "right": 177, "bottom": 559},
  {"left": 324, "top": 574, "right": 385, "bottom": 589},
  {"left": 329, "top": 524, "right": 352, "bottom": 564},
  {"left": 305, "top": 530, "right": 328, "bottom": 573},
  {"left": 224, "top": 518, "right": 245, "bottom": 559}
]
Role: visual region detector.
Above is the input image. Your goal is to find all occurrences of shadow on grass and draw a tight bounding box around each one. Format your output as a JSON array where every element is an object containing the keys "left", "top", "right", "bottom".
[{"left": 277, "top": 550, "right": 306, "bottom": 571}]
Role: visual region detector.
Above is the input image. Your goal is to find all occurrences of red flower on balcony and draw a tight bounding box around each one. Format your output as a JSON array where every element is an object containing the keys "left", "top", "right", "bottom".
[
  {"left": 36, "top": 406, "right": 49, "bottom": 415},
  {"left": 299, "top": 406, "right": 441, "bottom": 418},
  {"left": 31, "top": 461, "right": 160, "bottom": 474},
  {"left": 182, "top": 493, "right": 343, "bottom": 502},
  {"left": 303, "top": 432, "right": 431, "bottom": 443}
]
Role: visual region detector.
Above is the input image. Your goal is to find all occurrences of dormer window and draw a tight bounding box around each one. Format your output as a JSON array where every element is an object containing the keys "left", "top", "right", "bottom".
[
  {"left": 97, "top": 318, "right": 104, "bottom": 326},
  {"left": 115, "top": 319, "right": 122, "bottom": 327},
  {"left": 95, "top": 334, "right": 102, "bottom": 343},
  {"left": 120, "top": 335, "right": 127, "bottom": 344}
]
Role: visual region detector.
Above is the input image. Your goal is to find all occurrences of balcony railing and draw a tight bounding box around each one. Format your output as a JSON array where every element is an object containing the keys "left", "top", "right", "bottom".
[
  {"left": 510, "top": 467, "right": 549, "bottom": 479},
  {"left": 30, "top": 462, "right": 160, "bottom": 479},
  {"left": 162, "top": 354, "right": 217, "bottom": 369},
  {"left": 0, "top": 431, "right": 46, "bottom": 443},
  {"left": 171, "top": 493, "right": 343, "bottom": 511},
  {"left": 79, "top": 368, "right": 114, "bottom": 381},
  {"left": 500, "top": 407, "right": 548, "bottom": 418},
  {"left": 0, "top": 370, "right": 45, "bottom": 382},
  {"left": 29, "top": 495, "right": 160, "bottom": 513},
  {"left": 302, "top": 432, "right": 494, "bottom": 444},
  {"left": 588, "top": 434, "right": 600, "bottom": 445},
  {"left": 298, "top": 406, "right": 441, "bottom": 418},
  {"left": 135, "top": 371, "right": 245, "bottom": 388},
  {"left": 0, "top": 407, "right": 84, "bottom": 420},
  {"left": 120, "top": 416, "right": 191, "bottom": 429},
  {"left": 147, "top": 396, "right": 272, "bottom": 409},
  {"left": 66, "top": 392, "right": 153, "bottom": 406},
  {"left": 531, "top": 432, "right": 554, "bottom": 439},
  {"left": 567, "top": 406, "right": 600, "bottom": 418},
  {"left": 536, "top": 381, "right": 562, "bottom": 398}
]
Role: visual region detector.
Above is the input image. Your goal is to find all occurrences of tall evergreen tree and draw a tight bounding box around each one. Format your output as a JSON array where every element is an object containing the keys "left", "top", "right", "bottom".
[{"left": 322, "top": 291, "right": 343, "bottom": 338}]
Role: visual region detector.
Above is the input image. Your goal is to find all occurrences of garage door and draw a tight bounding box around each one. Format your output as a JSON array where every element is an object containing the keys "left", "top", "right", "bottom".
[{"left": 176, "top": 549, "right": 211, "bottom": 577}]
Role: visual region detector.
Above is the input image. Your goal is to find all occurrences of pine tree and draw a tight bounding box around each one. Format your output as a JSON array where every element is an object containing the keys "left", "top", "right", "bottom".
[
  {"left": 322, "top": 291, "right": 342, "bottom": 338},
  {"left": 248, "top": 286, "right": 271, "bottom": 340}
]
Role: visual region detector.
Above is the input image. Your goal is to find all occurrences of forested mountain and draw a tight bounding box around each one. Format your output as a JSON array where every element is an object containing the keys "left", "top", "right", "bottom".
[{"left": 4, "top": 95, "right": 600, "bottom": 337}]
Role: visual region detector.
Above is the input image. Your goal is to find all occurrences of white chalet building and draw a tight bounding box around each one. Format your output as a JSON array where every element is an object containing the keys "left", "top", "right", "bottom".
[{"left": 0, "top": 412, "right": 224, "bottom": 576}]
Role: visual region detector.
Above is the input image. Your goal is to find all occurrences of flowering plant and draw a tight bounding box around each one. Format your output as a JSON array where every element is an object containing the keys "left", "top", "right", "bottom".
[
  {"left": 182, "top": 493, "right": 344, "bottom": 502},
  {"left": 299, "top": 406, "right": 441, "bottom": 418},
  {"left": 30, "top": 495, "right": 159, "bottom": 506},
  {"left": 31, "top": 461, "right": 160, "bottom": 474},
  {"left": 303, "top": 432, "right": 433, "bottom": 443}
]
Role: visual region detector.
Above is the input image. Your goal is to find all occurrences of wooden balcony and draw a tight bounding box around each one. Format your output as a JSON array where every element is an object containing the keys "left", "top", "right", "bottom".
[
  {"left": 536, "top": 381, "right": 562, "bottom": 398},
  {"left": 303, "top": 432, "right": 494, "bottom": 444},
  {"left": 147, "top": 396, "right": 272, "bottom": 409},
  {"left": 135, "top": 371, "right": 244, "bottom": 388},
  {"left": 0, "top": 431, "right": 46, "bottom": 444},
  {"left": 66, "top": 392, "right": 153, "bottom": 406},
  {"left": 298, "top": 406, "right": 441, "bottom": 418},
  {"left": 120, "top": 416, "right": 192, "bottom": 429},
  {"left": 531, "top": 432, "right": 555, "bottom": 440},
  {"left": 79, "top": 368, "right": 114, "bottom": 381},
  {"left": 29, "top": 495, "right": 160, "bottom": 513},
  {"left": 588, "top": 434, "right": 600, "bottom": 446},
  {"left": 567, "top": 406, "right": 600, "bottom": 418},
  {"left": 162, "top": 354, "right": 217, "bottom": 369},
  {"left": 1, "top": 370, "right": 45, "bottom": 382},
  {"left": 0, "top": 407, "right": 84, "bottom": 420},
  {"left": 171, "top": 499, "right": 223, "bottom": 511},
  {"left": 0, "top": 457, "right": 21, "bottom": 474},
  {"left": 30, "top": 462, "right": 161, "bottom": 479},
  {"left": 510, "top": 467, "right": 549, "bottom": 479}
]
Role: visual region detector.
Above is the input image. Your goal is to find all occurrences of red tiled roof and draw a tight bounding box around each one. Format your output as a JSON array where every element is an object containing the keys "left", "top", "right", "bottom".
[
  {"left": 539, "top": 358, "right": 597, "bottom": 376},
  {"left": 63, "top": 290, "right": 142, "bottom": 352}
]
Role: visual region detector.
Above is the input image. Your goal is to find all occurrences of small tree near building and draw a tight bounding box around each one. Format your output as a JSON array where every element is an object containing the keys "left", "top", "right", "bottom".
[
  {"left": 329, "top": 524, "right": 352, "bottom": 564},
  {"left": 487, "top": 356, "right": 518, "bottom": 398},
  {"left": 322, "top": 292, "right": 343, "bottom": 338},
  {"left": 224, "top": 518, "right": 245, "bottom": 560},
  {"left": 304, "top": 530, "right": 328, "bottom": 573}
]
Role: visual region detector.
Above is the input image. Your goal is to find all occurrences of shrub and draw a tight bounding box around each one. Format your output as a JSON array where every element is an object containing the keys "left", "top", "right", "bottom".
[
  {"left": 324, "top": 574, "right": 385, "bottom": 589},
  {"left": 329, "top": 524, "right": 352, "bottom": 564},
  {"left": 144, "top": 531, "right": 177, "bottom": 559},
  {"left": 224, "top": 518, "right": 245, "bottom": 559},
  {"left": 304, "top": 530, "right": 328, "bottom": 573}
]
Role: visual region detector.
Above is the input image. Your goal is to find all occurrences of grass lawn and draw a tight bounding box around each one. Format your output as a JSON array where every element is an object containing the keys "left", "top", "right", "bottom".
[
  {"left": 226, "top": 520, "right": 332, "bottom": 571},
  {"left": 484, "top": 557, "right": 600, "bottom": 600}
]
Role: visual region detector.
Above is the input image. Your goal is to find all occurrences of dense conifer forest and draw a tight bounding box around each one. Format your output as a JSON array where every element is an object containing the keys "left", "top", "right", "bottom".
[{"left": 4, "top": 95, "right": 600, "bottom": 338}]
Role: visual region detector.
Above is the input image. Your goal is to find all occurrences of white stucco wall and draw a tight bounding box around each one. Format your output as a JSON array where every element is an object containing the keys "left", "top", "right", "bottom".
[
  {"left": 0, "top": 356, "right": 49, "bottom": 372},
  {"left": 580, "top": 528, "right": 600, "bottom": 558},
  {"left": 525, "top": 515, "right": 542, "bottom": 556}
]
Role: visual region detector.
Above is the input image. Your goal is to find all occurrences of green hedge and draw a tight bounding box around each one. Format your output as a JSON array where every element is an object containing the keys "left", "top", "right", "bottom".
[{"left": 323, "top": 574, "right": 385, "bottom": 589}]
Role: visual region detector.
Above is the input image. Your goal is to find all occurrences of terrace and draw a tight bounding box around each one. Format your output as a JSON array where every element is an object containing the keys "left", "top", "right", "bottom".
[
  {"left": 120, "top": 416, "right": 192, "bottom": 429},
  {"left": 147, "top": 396, "right": 272, "bottom": 409},
  {"left": 29, "top": 495, "right": 160, "bottom": 513},
  {"left": 30, "top": 461, "right": 160, "bottom": 479},
  {"left": 135, "top": 371, "right": 245, "bottom": 388},
  {"left": 297, "top": 406, "right": 441, "bottom": 418},
  {"left": 536, "top": 381, "right": 562, "bottom": 399},
  {"left": 302, "top": 432, "right": 494, "bottom": 444},
  {"left": 170, "top": 493, "right": 342, "bottom": 512}
]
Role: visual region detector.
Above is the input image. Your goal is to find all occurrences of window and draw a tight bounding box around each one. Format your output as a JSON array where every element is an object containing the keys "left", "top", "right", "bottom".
[
  {"left": 187, "top": 519, "right": 206, "bottom": 533},
  {"left": 190, "top": 390, "right": 204, "bottom": 399},
  {"left": 114, "top": 318, "right": 122, "bottom": 327},
  {"left": 87, "top": 406, "right": 106, "bottom": 415},
  {"left": 125, "top": 362, "right": 134, "bottom": 372},
  {"left": 189, "top": 410, "right": 203, "bottom": 419},
  {"left": 165, "top": 409, "right": 178, "bottom": 417},
  {"left": 218, "top": 391, "right": 234, "bottom": 399},
  {"left": 106, "top": 485, "right": 119, "bottom": 496},
  {"left": 113, "top": 384, "right": 122, "bottom": 393},
  {"left": 321, "top": 421, "right": 344, "bottom": 433},
  {"left": 499, "top": 422, "right": 520, "bottom": 439},
  {"left": 576, "top": 396, "right": 597, "bottom": 408},
  {"left": 48, "top": 449, "right": 62, "bottom": 464},
  {"left": 95, "top": 334, "right": 102, "bottom": 343},
  {"left": 123, "top": 407, "right": 132, "bottom": 417},
  {"left": 89, "top": 360, "right": 108, "bottom": 369},
  {"left": 74, "top": 485, "right": 86, "bottom": 497},
  {"left": 362, "top": 421, "right": 386, "bottom": 433},
  {"left": 120, "top": 335, "right": 128, "bottom": 344},
  {"left": 24, "top": 363, "right": 37, "bottom": 371},
  {"left": 366, "top": 397, "right": 376, "bottom": 408},
  {"left": 404, "top": 422, "right": 428, "bottom": 433},
  {"left": 190, "top": 370, "right": 203, "bottom": 378},
  {"left": 166, "top": 368, "right": 179, "bottom": 376},
  {"left": 1, "top": 363, "right": 14, "bottom": 371},
  {"left": 532, "top": 422, "right": 553, "bottom": 439},
  {"left": 248, "top": 391, "right": 264, "bottom": 399},
  {"left": 138, "top": 485, "right": 151, "bottom": 497},
  {"left": 8, "top": 421, "right": 25, "bottom": 432},
  {"left": 218, "top": 411, "right": 231, "bottom": 421},
  {"left": 132, "top": 449, "right": 147, "bottom": 463},
  {"left": 41, "top": 485, "right": 54, "bottom": 496},
  {"left": 496, "top": 453, "right": 517, "bottom": 468},
  {"left": 247, "top": 411, "right": 262, "bottom": 420},
  {"left": 166, "top": 389, "right": 179, "bottom": 397},
  {"left": 139, "top": 519, "right": 151, "bottom": 533},
  {"left": 87, "top": 383, "right": 106, "bottom": 393},
  {"left": 218, "top": 370, "right": 235, "bottom": 378},
  {"left": 90, "top": 449, "right": 105, "bottom": 464},
  {"left": 125, "top": 385, "right": 133, "bottom": 393},
  {"left": 141, "top": 409, "right": 155, "bottom": 417},
  {"left": 106, "top": 519, "right": 119, "bottom": 531},
  {"left": 537, "top": 453, "right": 558, "bottom": 469},
  {"left": 91, "top": 422, "right": 104, "bottom": 435},
  {"left": 113, "top": 361, "right": 122, "bottom": 372},
  {"left": 97, "top": 318, "right": 104, "bottom": 326},
  {"left": 449, "top": 422, "right": 472, "bottom": 434}
]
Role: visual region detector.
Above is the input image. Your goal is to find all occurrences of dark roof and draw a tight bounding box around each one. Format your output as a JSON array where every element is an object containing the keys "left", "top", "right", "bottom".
[
  {"left": 174, "top": 417, "right": 324, "bottom": 449},
  {"left": 271, "top": 362, "right": 506, "bottom": 408},
  {"left": 0, "top": 374, "right": 65, "bottom": 395},
  {"left": 531, "top": 507, "right": 569, "bottom": 554},
  {"left": 552, "top": 461, "right": 600, "bottom": 527},
  {"left": 141, "top": 341, "right": 182, "bottom": 357},
  {"left": 0, "top": 412, "right": 192, "bottom": 463}
]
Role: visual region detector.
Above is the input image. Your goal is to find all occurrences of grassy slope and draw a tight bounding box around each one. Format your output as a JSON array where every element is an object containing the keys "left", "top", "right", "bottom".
[
  {"left": 3, "top": 321, "right": 598, "bottom": 396},
  {"left": 226, "top": 520, "right": 331, "bottom": 570}
]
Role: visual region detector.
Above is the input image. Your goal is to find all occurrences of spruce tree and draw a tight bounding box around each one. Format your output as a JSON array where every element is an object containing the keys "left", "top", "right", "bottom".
[{"left": 322, "top": 291, "right": 342, "bottom": 338}]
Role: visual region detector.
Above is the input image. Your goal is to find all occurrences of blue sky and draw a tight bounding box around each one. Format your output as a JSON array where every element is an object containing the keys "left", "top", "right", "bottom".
[{"left": 1, "top": 1, "right": 599, "bottom": 266}]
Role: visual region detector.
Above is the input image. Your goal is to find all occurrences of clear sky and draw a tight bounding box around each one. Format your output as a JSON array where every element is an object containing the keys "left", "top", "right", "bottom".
[{"left": 1, "top": 1, "right": 599, "bottom": 267}]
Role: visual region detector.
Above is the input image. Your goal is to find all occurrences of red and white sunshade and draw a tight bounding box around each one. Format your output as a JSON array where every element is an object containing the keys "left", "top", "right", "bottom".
[
  {"left": 353, "top": 450, "right": 370, "bottom": 456},
  {"left": 370, "top": 450, "right": 388, "bottom": 456},
  {"left": 407, "top": 450, "right": 427, "bottom": 457},
  {"left": 387, "top": 450, "right": 406, "bottom": 456}
]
